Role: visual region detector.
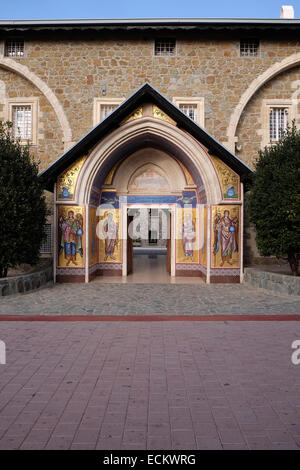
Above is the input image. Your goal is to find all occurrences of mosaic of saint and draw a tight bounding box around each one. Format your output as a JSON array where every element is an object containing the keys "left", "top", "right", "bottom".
[
  {"left": 99, "top": 210, "right": 122, "bottom": 263},
  {"left": 212, "top": 206, "right": 239, "bottom": 268},
  {"left": 58, "top": 206, "right": 84, "bottom": 267},
  {"left": 176, "top": 208, "right": 199, "bottom": 263}
]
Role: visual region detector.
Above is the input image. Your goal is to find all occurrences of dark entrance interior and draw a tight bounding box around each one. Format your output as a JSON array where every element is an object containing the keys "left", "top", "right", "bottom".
[{"left": 127, "top": 207, "right": 171, "bottom": 280}]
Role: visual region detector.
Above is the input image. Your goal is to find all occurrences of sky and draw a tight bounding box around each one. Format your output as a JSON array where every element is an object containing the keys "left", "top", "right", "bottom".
[{"left": 0, "top": 0, "right": 299, "bottom": 20}]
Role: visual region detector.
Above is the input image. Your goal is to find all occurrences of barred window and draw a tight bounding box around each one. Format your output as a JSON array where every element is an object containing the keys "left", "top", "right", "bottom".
[
  {"left": 240, "top": 38, "right": 259, "bottom": 57},
  {"left": 155, "top": 38, "right": 176, "bottom": 56},
  {"left": 40, "top": 224, "right": 52, "bottom": 253},
  {"left": 100, "top": 104, "right": 118, "bottom": 121},
  {"left": 269, "top": 107, "right": 288, "bottom": 141},
  {"left": 12, "top": 105, "right": 32, "bottom": 140},
  {"left": 179, "top": 103, "right": 198, "bottom": 121},
  {"left": 5, "top": 39, "right": 24, "bottom": 57}
]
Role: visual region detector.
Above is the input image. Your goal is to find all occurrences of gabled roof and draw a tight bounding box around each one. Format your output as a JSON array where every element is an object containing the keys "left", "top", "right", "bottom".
[{"left": 39, "top": 82, "right": 252, "bottom": 191}]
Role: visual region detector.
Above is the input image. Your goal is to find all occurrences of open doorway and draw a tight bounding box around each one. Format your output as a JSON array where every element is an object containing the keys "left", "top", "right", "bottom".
[{"left": 126, "top": 207, "right": 172, "bottom": 281}]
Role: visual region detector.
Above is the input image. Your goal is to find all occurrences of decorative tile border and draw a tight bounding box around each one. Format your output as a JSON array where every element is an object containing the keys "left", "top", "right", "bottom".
[
  {"left": 98, "top": 263, "right": 123, "bottom": 270},
  {"left": 56, "top": 268, "right": 85, "bottom": 276},
  {"left": 176, "top": 263, "right": 201, "bottom": 271},
  {"left": 210, "top": 268, "right": 240, "bottom": 277}
]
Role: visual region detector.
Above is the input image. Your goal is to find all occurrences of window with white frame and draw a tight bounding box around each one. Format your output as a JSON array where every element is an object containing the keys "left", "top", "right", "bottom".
[
  {"left": 100, "top": 104, "right": 118, "bottom": 121},
  {"left": 4, "top": 39, "right": 24, "bottom": 57},
  {"left": 269, "top": 107, "right": 288, "bottom": 142},
  {"left": 154, "top": 38, "right": 176, "bottom": 56},
  {"left": 179, "top": 103, "right": 198, "bottom": 121},
  {"left": 260, "top": 100, "right": 295, "bottom": 148},
  {"left": 12, "top": 105, "right": 32, "bottom": 140},
  {"left": 93, "top": 98, "right": 124, "bottom": 126},
  {"left": 40, "top": 224, "right": 52, "bottom": 254},
  {"left": 6, "top": 98, "right": 38, "bottom": 144},
  {"left": 240, "top": 38, "right": 260, "bottom": 57},
  {"left": 172, "top": 97, "right": 205, "bottom": 127}
]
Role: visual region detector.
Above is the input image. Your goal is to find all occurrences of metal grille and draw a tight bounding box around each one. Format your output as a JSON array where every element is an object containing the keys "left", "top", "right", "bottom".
[
  {"left": 12, "top": 105, "right": 32, "bottom": 140},
  {"left": 100, "top": 104, "right": 118, "bottom": 121},
  {"left": 40, "top": 224, "right": 52, "bottom": 253},
  {"left": 269, "top": 107, "right": 288, "bottom": 141},
  {"left": 5, "top": 39, "right": 24, "bottom": 57},
  {"left": 155, "top": 38, "right": 176, "bottom": 56},
  {"left": 179, "top": 103, "right": 197, "bottom": 121},
  {"left": 240, "top": 39, "right": 259, "bottom": 57}
]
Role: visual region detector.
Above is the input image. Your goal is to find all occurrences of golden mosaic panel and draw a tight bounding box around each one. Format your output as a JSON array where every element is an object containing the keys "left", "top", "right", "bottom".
[
  {"left": 98, "top": 208, "right": 122, "bottom": 263},
  {"left": 176, "top": 207, "right": 199, "bottom": 263},
  {"left": 211, "top": 205, "right": 240, "bottom": 269},
  {"left": 153, "top": 105, "right": 176, "bottom": 125},
  {"left": 210, "top": 155, "right": 240, "bottom": 200},
  {"left": 57, "top": 155, "right": 86, "bottom": 200},
  {"left": 57, "top": 206, "right": 85, "bottom": 268},
  {"left": 123, "top": 107, "right": 143, "bottom": 123}
]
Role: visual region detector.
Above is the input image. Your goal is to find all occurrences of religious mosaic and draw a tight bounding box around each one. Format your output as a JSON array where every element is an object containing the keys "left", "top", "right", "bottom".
[
  {"left": 176, "top": 207, "right": 199, "bottom": 263},
  {"left": 98, "top": 208, "right": 122, "bottom": 263},
  {"left": 123, "top": 107, "right": 143, "bottom": 123},
  {"left": 153, "top": 105, "right": 176, "bottom": 125},
  {"left": 58, "top": 206, "right": 84, "bottom": 268},
  {"left": 211, "top": 205, "right": 240, "bottom": 268},
  {"left": 57, "top": 155, "right": 86, "bottom": 200},
  {"left": 210, "top": 155, "right": 240, "bottom": 200},
  {"left": 89, "top": 207, "right": 98, "bottom": 266}
]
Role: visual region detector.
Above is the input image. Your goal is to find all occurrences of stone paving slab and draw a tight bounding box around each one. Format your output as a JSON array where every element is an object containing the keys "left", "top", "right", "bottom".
[
  {"left": 0, "top": 321, "right": 300, "bottom": 450},
  {"left": 0, "top": 283, "right": 299, "bottom": 316}
]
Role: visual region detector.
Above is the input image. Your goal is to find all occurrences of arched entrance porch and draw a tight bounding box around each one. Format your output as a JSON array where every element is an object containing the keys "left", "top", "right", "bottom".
[{"left": 41, "top": 84, "right": 248, "bottom": 284}]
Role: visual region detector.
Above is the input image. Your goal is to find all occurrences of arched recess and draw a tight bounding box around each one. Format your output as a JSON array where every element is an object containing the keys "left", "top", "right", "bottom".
[
  {"left": 113, "top": 148, "right": 187, "bottom": 194},
  {"left": 226, "top": 52, "right": 300, "bottom": 152},
  {"left": 76, "top": 117, "right": 222, "bottom": 205},
  {"left": 0, "top": 57, "right": 72, "bottom": 146}
]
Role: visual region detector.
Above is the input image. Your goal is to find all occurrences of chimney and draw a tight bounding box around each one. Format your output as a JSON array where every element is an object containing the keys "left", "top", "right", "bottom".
[{"left": 280, "top": 5, "right": 295, "bottom": 18}]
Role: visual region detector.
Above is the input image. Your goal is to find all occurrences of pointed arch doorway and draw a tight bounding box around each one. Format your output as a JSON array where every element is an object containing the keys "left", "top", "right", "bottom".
[
  {"left": 41, "top": 83, "right": 250, "bottom": 284},
  {"left": 98, "top": 146, "right": 198, "bottom": 282}
]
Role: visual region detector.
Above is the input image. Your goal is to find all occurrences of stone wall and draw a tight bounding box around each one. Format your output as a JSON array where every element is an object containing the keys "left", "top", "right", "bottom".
[
  {"left": 0, "top": 68, "right": 64, "bottom": 171},
  {"left": 244, "top": 268, "right": 300, "bottom": 296},
  {"left": 236, "top": 66, "right": 300, "bottom": 167},
  {"left": 0, "top": 35, "right": 300, "bottom": 168},
  {"left": 0, "top": 264, "right": 53, "bottom": 296}
]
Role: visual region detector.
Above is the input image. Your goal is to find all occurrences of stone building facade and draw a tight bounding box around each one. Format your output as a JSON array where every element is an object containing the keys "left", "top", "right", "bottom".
[{"left": 0, "top": 13, "right": 299, "bottom": 281}]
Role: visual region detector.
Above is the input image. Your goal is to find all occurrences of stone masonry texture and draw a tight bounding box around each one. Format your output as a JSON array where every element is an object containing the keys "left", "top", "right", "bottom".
[{"left": 0, "top": 35, "right": 300, "bottom": 169}]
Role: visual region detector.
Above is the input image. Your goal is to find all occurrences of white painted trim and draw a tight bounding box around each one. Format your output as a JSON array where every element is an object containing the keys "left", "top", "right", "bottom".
[
  {"left": 121, "top": 203, "right": 176, "bottom": 277},
  {"left": 171, "top": 205, "right": 176, "bottom": 277},
  {"left": 53, "top": 184, "right": 57, "bottom": 283},
  {"left": 206, "top": 206, "right": 211, "bottom": 284},
  {"left": 240, "top": 183, "right": 244, "bottom": 283},
  {"left": 122, "top": 202, "right": 128, "bottom": 277},
  {"left": 85, "top": 204, "right": 89, "bottom": 283}
]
